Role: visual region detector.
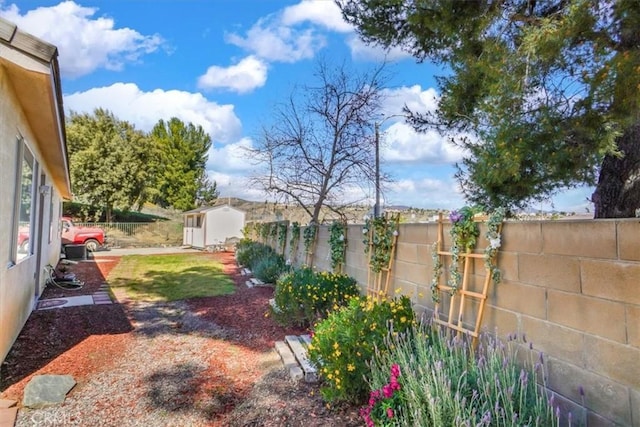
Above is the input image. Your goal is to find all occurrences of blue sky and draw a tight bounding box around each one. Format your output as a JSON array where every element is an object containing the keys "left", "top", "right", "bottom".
[{"left": 2, "top": 0, "right": 594, "bottom": 213}]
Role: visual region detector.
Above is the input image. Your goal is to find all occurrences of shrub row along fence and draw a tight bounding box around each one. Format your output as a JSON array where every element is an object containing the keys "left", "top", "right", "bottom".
[
  {"left": 248, "top": 218, "right": 640, "bottom": 426},
  {"left": 76, "top": 221, "right": 184, "bottom": 248}
]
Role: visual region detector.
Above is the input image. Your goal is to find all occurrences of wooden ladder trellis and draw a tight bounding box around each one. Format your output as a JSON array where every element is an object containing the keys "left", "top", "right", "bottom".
[
  {"left": 432, "top": 212, "right": 502, "bottom": 347},
  {"left": 366, "top": 213, "right": 400, "bottom": 299}
]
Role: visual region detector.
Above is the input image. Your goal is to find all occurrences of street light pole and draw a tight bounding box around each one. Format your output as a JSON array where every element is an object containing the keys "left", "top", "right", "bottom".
[{"left": 374, "top": 122, "right": 380, "bottom": 218}]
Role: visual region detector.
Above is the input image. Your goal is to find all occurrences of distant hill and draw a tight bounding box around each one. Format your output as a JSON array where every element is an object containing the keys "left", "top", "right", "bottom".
[{"left": 207, "top": 198, "right": 442, "bottom": 224}]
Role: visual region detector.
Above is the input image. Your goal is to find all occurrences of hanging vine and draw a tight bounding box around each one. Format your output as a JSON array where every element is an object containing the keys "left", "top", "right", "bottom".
[
  {"left": 431, "top": 206, "right": 506, "bottom": 302},
  {"left": 289, "top": 222, "right": 300, "bottom": 260},
  {"left": 430, "top": 241, "right": 443, "bottom": 303},
  {"left": 447, "top": 206, "right": 481, "bottom": 295},
  {"left": 484, "top": 207, "right": 506, "bottom": 284},
  {"left": 303, "top": 222, "right": 318, "bottom": 254},
  {"left": 363, "top": 216, "right": 399, "bottom": 273},
  {"left": 328, "top": 221, "right": 347, "bottom": 272},
  {"left": 259, "top": 223, "right": 270, "bottom": 242},
  {"left": 277, "top": 222, "right": 288, "bottom": 252}
]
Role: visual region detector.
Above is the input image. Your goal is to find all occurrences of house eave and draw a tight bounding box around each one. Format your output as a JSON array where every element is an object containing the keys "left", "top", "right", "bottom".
[{"left": 0, "top": 17, "right": 71, "bottom": 200}]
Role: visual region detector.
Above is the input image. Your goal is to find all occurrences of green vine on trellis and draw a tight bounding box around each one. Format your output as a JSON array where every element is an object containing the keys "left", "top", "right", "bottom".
[
  {"left": 303, "top": 222, "right": 318, "bottom": 254},
  {"left": 270, "top": 222, "right": 278, "bottom": 242},
  {"left": 363, "top": 216, "right": 398, "bottom": 273},
  {"left": 289, "top": 221, "right": 300, "bottom": 260},
  {"left": 430, "top": 206, "right": 506, "bottom": 303},
  {"left": 328, "top": 221, "right": 347, "bottom": 272},
  {"left": 277, "top": 222, "right": 288, "bottom": 252},
  {"left": 259, "top": 223, "right": 270, "bottom": 242}
]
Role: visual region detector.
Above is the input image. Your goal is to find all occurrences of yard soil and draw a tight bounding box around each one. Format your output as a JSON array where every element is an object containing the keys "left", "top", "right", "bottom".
[{"left": 0, "top": 252, "right": 360, "bottom": 426}]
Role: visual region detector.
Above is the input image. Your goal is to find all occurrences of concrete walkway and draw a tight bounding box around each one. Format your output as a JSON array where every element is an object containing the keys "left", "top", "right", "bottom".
[{"left": 92, "top": 246, "right": 202, "bottom": 257}]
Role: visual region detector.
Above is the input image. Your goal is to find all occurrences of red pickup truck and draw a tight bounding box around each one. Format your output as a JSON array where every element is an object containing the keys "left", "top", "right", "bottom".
[
  {"left": 17, "top": 217, "right": 106, "bottom": 253},
  {"left": 61, "top": 217, "right": 106, "bottom": 251}
]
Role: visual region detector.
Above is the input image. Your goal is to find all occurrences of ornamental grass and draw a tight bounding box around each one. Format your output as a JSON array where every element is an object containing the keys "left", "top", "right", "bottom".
[{"left": 367, "top": 322, "right": 562, "bottom": 426}]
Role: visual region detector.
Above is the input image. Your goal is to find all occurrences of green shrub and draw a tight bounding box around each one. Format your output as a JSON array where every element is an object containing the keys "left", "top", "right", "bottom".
[
  {"left": 367, "top": 323, "right": 560, "bottom": 426},
  {"left": 272, "top": 267, "right": 360, "bottom": 327},
  {"left": 252, "top": 252, "right": 288, "bottom": 284},
  {"left": 235, "top": 240, "right": 275, "bottom": 270},
  {"left": 307, "top": 295, "right": 415, "bottom": 404}
]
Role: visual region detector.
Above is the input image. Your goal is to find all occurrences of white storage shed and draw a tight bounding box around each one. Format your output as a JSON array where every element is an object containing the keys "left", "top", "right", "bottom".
[{"left": 183, "top": 205, "right": 245, "bottom": 249}]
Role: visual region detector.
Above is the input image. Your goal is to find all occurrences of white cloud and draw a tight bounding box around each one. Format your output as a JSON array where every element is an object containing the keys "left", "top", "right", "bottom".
[
  {"left": 225, "top": 18, "right": 325, "bottom": 63},
  {"left": 346, "top": 34, "right": 411, "bottom": 62},
  {"left": 209, "top": 171, "right": 267, "bottom": 201},
  {"left": 281, "top": 0, "right": 352, "bottom": 33},
  {"left": 0, "top": 1, "right": 164, "bottom": 78},
  {"left": 207, "top": 138, "right": 256, "bottom": 173},
  {"left": 197, "top": 56, "right": 268, "bottom": 94},
  {"left": 374, "top": 86, "right": 465, "bottom": 164},
  {"left": 64, "top": 83, "right": 242, "bottom": 143},
  {"left": 382, "top": 123, "right": 464, "bottom": 164}
]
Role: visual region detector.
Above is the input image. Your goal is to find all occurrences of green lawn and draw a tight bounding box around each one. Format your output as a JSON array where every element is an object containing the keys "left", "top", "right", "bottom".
[{"left": 108, "top": 253, "right": 236, "bottom": 302}]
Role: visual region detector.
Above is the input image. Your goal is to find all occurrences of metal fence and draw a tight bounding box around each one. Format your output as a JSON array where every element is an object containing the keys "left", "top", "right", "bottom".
[{"left": 76, "top": 221, "right": 184, "bottom": 248}]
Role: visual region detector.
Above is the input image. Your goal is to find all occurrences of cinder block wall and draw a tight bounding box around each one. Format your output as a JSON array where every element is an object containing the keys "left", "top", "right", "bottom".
[{"left": 268, "top": 219, "right": 639, "bottom": 425}]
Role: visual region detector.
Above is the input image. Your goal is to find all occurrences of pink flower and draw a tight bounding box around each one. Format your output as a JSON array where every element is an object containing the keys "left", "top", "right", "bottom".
[
  {"left": 387, "top": 407, "right": 394, "bottom": 419},
  {"left": 391, "top": 364, "right": 401, "bottom": 378},
  {"left": 382, "top": 384, "right": 394, "bottom": 399}
]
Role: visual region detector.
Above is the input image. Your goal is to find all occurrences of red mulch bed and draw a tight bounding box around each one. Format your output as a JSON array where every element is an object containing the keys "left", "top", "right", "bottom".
[{"left": 0, "top": 251, "right": 361, "bottom": 426}]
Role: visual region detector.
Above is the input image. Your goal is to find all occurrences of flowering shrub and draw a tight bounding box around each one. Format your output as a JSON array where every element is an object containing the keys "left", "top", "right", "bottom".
[
  {"left": 307, "top": 295, "right": 414, "bottom": 403},
  {"left": 360, "top": 364, "right": 403, "bottom": 427},
  {"left": 272, "top": 267, "right": 360, "bottom": 327}
]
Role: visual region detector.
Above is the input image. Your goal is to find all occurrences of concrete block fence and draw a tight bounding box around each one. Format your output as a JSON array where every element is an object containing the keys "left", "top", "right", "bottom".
[{"left": 252, "top": 218, "right": 640, "bottom": 426}]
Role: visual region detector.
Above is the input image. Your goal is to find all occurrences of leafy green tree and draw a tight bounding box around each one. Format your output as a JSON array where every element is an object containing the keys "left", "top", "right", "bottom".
[
  {"left": 249, "top": 59, "right": 389, "bottom": 224},
  {"left": 340, "top": 0, "right": 640, "bottom": 217},
  {"left": 151, "top": 118, "right": 215, "bottom": 211},
  {"left": 66, "top": 109, "right": 154, "bottom": 222},
  {"left": 196, "top": 176, "right": 219, "bottom": 207}
]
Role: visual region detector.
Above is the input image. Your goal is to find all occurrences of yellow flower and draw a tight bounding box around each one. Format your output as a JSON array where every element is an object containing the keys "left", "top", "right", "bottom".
[
  {"left": 400, "top": 316, "right": 407, "bottom": 323},
  {"left": 395, "top": 288, "right": 401, "bottom": 294},
  {"left": 347, "top": 364, "right": 355, "bottom": 372}
]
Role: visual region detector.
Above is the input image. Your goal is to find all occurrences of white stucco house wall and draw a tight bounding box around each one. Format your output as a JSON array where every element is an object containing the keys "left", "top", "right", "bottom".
[
  {"left": 183, "top": 205, "right": 245, "bottom": 249},
  {"left": 0, "top": 18, "right": 71, "bottom": 364}
]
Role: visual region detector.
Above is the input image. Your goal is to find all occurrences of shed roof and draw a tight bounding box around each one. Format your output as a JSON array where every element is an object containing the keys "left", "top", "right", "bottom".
[
  {"left": 0, "top": 17, "right": 71, "bottom": 199},
  {"left": 183, "top": 204, "right": 246, "bottom": 215}
]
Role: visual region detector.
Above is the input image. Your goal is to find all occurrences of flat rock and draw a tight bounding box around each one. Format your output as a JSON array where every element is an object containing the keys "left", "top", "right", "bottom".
[{"left": 23, "top": 375, "right": 76, "bottom": 409}]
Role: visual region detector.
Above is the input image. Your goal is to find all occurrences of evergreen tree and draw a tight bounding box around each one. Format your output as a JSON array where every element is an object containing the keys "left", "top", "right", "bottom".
[
  {"left": 151, "top": 117, "right": 214, "bottom": 211},
  {"left": 66, "top": 109, "right": 154, "bottom": 222},
  {"left": 340, "top": 0, "right": 640, "bottom": 217}
]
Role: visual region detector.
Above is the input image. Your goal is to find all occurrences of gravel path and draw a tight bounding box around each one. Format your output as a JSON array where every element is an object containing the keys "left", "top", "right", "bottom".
[{"left": 15, "top": 300, "right": 278, "bottom": 427}]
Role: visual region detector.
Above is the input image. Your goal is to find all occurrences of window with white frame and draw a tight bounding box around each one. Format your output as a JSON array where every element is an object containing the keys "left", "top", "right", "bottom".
[{"left": 13, "top": 138, "right": 35, "bottom": 263}]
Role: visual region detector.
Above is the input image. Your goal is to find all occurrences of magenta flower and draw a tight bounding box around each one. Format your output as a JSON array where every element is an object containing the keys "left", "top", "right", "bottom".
[
  {"left": 391, "top": 363, "right": 401, "bottom": 378},
  {"left": 383, "top": 384, "right": 394, "bottom": 399},
  {"left": 387, "top": 407, "right": 394, "bottom": 419}
]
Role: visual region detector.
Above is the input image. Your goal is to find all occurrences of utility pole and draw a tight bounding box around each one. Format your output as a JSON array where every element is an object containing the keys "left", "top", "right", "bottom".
[{"left": 374, "top": 122, "right": 381, "bottom": 218}]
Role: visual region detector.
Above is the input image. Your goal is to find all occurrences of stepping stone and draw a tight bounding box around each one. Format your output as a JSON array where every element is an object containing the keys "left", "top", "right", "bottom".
[
  {"left": 285, "top": 335, "right": 317, "bottom": 383},
  {"left": 275, "top": 341, "right": 303, "bottom": 381},
  {"left": 269, "top": 298, "right": 281, "bottom": 313},
  {"left": 0, "top": 399, "right": 16, "bottom": 409},
  {"left": 0, "top": 407, "right": 17, "bottom": 427},
  {"left": 23, "top": 375, "right": 76, "bottom": 408}
]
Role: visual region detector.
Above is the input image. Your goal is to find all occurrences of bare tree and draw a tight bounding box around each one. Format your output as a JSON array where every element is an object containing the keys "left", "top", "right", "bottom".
[{"left": 250, "top": 59, "right": 390, "bottom": 224}]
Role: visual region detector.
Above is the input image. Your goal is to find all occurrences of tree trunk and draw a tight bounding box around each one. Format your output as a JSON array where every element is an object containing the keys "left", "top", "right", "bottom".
[{"left": 592, "top": 121, "right": 640, "bottom": 218}]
